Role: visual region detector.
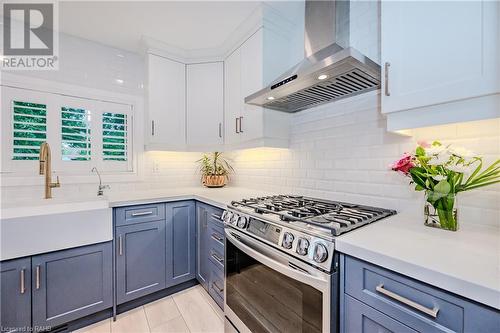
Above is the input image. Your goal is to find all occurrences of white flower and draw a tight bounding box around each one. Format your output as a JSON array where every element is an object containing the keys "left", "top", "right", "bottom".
[
  {"left": 432, "top": 175, "right": 447, "bottom": 181},
  {"left": 448, "top": 163, "right": 475, "bottom": 174},
  {"left": 427, "top": 152, "right": 452, "bottom": 166},
  {"left": 449, "top": 146, "right": 475, "bottom": 158},
  {"left": 425, "top": 145, "right": 447, "bottom": 156}
]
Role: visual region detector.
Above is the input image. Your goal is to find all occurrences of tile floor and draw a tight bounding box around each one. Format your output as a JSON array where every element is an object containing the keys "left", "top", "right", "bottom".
[{"left": 74, "top": 285, "right": 224, "bottom": 333}]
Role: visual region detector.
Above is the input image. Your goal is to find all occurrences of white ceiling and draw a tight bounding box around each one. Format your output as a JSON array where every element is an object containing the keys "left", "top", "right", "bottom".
[{"left": 59, "top": 1, "right": 261, "bottom": 53}]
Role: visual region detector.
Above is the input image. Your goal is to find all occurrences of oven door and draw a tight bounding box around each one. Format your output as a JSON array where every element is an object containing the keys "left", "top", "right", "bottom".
[{"left": 224, "top": 227, "right": 332, "bottom": 333}]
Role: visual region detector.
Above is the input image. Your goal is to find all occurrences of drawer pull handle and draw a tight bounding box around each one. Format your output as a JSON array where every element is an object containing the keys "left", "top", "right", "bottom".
[
  {"left": 212, "top": 281, "right": 224, "bottom": 293},
  {"left": 35, "top": 266, "right": 41, "bottom": 290},
  {"left": 211, "top": 213, "right": 222, "bottom": 220},
  {"left": 211, "top": 233, "right": 224, "bottom": 243},
  {"left": 376, "top": 284, "right": 439, "bottom": 318},
  {"left": 131, "top": 211, "right": 153, "bottom": 217},
  {"left": 20, "top": 269, "right": 26, "bottom": 294},
  {"left": 211, "top": 253, "right": 224, "bottom": 265}
]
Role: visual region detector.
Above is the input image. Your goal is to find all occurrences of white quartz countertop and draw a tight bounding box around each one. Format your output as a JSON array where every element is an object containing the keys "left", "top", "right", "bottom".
[
  {"left": 335, "top": 213, "right": 500, "bottom": 310},
  {"left": 2, "top": 186, "right": 499, "bottom": 309},
  {"left": 106, "top": 186, "right": 274, "bottom": 209}
]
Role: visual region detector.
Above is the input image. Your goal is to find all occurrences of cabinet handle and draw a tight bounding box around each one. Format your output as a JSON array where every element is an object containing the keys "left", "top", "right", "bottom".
[
  {"left": 118, "top": 235, "right": 123, "bottom": 256},
  {"left": 151, "top": 120, "right": 155, "bottom": 136},
  {"left": 376, "top": 284, "right": 439, "bottom": 318},
  {"left": 212, "top": 281, "right": 224, "bottom": 293},
  {"left": 35, "top": 265, "right": 40, "bottom": 290},
  {"left": 384, "top": 62, "right": 391, "bottom": 96},
  {"left": 211, "top": 252, "right": 224, "bottom": 265},
  {"left": 239, "top": 116, "right": 243, "bottom": 133},
  {"left": 211, "top": 233, "right": 224, "bottom": 243},
  {"left": 218, "top": 122, "right": 222, "bottom": 138},
  {"left": 211, "top": 213, "right": 222, "bottom": 221},
  {"left": 20, "top": 269, "right": 26, "bottom": 294},
  {"left": 235, "top": 117, "right": 240, "bottom": 133},
  {"left": 131, "top": 211, "right": 153, "bottom": 217}
]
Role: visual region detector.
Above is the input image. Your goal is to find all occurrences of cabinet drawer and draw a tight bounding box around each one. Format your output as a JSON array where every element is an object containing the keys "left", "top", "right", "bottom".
[
  {"left": 115, "top": 203, "right": 165, "bottom": 226},
  {"left": 208, "top": 221, "right": 224, "bottom": 255},
  {"left": 345, "top": 256, "right": 464, "bottom": 333},
  {"left": 208, "top": 261, "right": 224, "bottom": 310},
  {"left": 344, "top": 294, "right": 416, "bottom": 333}
]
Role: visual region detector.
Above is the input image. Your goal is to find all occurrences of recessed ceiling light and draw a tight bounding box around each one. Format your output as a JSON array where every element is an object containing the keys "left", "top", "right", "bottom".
[
  {"left": 115, "top": 78, "right": 124, "bottom": 85},
  {"left": 318, "top": 74, "right": 328, "bottom": 80},
  {"left": 267, "top": 96, "right": 275, "bottom": 100}
]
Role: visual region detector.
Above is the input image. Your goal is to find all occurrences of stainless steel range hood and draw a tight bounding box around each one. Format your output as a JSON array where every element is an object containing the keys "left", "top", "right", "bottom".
[{"left": 245, "top": 0, "right": 381, "bottom": 113}]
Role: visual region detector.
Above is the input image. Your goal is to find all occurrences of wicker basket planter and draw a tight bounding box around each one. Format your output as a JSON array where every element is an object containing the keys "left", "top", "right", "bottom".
[{"left": 202, "top": 175, "right": 226, "bottom": 188}]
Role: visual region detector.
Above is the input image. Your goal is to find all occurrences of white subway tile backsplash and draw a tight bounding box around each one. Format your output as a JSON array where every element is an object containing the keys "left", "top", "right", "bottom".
[{"left": 230, "top": 92, "right": 500, "bottom": 227}]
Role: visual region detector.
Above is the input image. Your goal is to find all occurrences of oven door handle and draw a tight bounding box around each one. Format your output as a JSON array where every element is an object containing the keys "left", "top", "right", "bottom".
[{"left": 225, "top": 228, "right": 330, "bottom": 292}]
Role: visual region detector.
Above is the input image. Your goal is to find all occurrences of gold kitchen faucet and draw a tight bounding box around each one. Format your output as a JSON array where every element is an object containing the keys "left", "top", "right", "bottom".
[{"left": 39, "top": 142, "right": 60, "bottom": 199}]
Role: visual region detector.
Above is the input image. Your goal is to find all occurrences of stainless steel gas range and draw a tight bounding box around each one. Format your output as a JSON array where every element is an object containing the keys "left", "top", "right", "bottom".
[{"left": 222, "top": 195, "right": 396, "bottom": 333}]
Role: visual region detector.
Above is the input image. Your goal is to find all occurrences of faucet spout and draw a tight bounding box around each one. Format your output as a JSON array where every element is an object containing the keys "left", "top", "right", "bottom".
[{"left": 38, "top": 142, "right": 60, "bottom": 199}]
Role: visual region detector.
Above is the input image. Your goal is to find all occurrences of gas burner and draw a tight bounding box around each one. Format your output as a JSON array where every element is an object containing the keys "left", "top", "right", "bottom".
[{"left": 231, "top": 195, "right": 396, "bottom": 236}]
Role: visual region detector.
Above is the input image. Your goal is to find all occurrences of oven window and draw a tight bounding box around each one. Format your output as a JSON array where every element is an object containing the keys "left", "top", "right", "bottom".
[{"left": 226, "top": 237, "right": 322, "bottom": 333}]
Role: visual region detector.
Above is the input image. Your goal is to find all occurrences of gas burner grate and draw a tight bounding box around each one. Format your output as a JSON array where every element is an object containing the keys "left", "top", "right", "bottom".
[{"left": 231, "top": 195, "right": 396, "bottom": 236}]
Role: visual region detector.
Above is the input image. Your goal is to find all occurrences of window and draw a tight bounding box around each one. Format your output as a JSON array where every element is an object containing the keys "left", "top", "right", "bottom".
[
  {"left": 4, "top": 86, "right": 133, "bottom": 174},
  {"left": 61, "top": 107, "right": 91, "bottom": 161},
  {"left": 102, "top": 112, "right": 128, "bottom": 161},
  {"left": 12, "top": 101, "right": 47, "bottom": 160}
]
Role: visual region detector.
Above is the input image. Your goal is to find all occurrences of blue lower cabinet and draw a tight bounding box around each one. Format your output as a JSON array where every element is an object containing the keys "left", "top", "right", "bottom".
[
  {"left": 31, "top": 242, "right": 112, "bottom": 328},
  {"left": 166, "top": 201, "right": 196, "bottom": 287},
  {"left": 196, "top": 203, "right": 211, "bottom": 290},
  {"left": 342, "top": 255, "right": 500, "bottom": 333},
  {"left": 0, "top": 258, "right": 31, "bottom": 333},
  {"left": 116, "top": 221, "right": 166, "bottom": 304}
]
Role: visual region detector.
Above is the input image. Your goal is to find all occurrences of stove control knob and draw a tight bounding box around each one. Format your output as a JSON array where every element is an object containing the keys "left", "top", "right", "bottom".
[
  {"left": 313, "top": 244, "right": 328, "bottom": 263},
  {"left": 230, "top": 214, "right": 239, "bottom": 225},
  {"left": 224, "top": 211, "right": 233, "bottom": 223},
  {"left": 237, "top": 216, "right": 248, "bottom": 229},
  {"left": 296, "top": 238, "right": 310, "bottom": 256},
  {"left": 281, "top": 232, "right": 294, "bottom": 249}
]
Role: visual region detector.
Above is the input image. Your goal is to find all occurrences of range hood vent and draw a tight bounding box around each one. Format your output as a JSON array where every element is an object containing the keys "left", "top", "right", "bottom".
[{"left": 245, "top": 0, "right": 381, "bottom": 113}]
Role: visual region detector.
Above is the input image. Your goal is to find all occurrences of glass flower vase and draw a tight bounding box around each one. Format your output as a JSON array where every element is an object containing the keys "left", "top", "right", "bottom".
[{"left": 424, "top": 191, "right": 458, "bottom": 231}]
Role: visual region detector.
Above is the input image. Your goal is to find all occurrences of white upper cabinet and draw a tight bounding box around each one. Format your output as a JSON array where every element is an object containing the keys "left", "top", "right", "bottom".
[
  {"left": 186, "top": 62, "right": 224, "bottom": 148},
  {"left": 381, "top": 0, "right": 500, "bottom": 130},
  {"left": 224, "top": 48, "right": 242, "bottom": 146},
  {"left": 146, "top": 53, "right": 186, "bottom": 150},
  {"left": 224, "top": 27, "right": 291, "bottom": 150}
]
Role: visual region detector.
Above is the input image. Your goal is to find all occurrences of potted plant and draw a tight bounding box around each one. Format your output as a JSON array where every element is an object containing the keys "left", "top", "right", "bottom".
[
  {"left": 197, "top": 152, "right": 234, "bottom": 188},
  {"left": 391, "top": 141, "right": 500, "bottom": 231}
]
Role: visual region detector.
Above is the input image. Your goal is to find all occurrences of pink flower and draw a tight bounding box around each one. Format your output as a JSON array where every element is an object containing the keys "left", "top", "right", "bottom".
[
  {"left": 391, "top": 153, "right": 415, "bottom": 175},
  {"left": 417, "top": 140, "right": 431, "bottom": 148}
]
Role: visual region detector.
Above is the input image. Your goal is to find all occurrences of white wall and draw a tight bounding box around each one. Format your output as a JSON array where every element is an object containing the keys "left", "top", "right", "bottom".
[{"left": 229, "top": 91, "right": 500, "bottom": 226}]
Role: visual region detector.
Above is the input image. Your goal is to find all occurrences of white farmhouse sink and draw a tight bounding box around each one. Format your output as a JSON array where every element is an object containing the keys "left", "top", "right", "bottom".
[{"left": 0, "top": 197, "right": 112, "bottom": 261}]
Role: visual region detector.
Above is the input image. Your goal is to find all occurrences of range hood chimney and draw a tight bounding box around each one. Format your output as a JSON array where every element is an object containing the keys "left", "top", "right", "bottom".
[{"left": 245, "top": 0, "right": 380, "bottom": 113}]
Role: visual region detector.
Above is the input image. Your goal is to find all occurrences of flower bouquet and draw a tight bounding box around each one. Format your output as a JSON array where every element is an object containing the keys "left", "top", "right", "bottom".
[{"left": 391, "top": 141, "right": 500, "bottom": 231}]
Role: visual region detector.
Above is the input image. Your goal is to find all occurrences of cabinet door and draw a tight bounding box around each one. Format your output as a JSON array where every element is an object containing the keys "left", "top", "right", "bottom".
[
  {"left": 186, "top": 62, "right": 224, "bottom": 147},
  {"left": 195, "top": 204, "right": 210, "bottom": 290},
  {"left": 116, "top": 221, "right": 166, "bottom": 304},
  {"left": 166, "top": 201, "right": 196, "bottom": 287},
  {"left": 0, "top": 258, "right": 31, "bottom": 333},
  {"left": 344, "top": 295, "right": 416, "bottom": 333},
  {"left": 240, "top": 28, "right": 264, "bottom": 143},
  {"left": 381, "top": 0, "right": 499, "bottom": 114},
  {"left": 147, "top": 53, "right": 186, "bottom": 148},
  {"left": 32, "top": 243, "right": 112, "bottom": 328},
  {"left": 224, "top": 48, "right": 242, "bottom": 146}
]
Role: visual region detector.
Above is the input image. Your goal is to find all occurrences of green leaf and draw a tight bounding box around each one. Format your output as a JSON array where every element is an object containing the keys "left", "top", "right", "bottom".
[
  {"left": 416, "top": 146, "right": 425, "bottom": 157},
  {"left": 434, "top": 180, "right": 451, "bottom": 195},
  {"left": 415, "top": 184, "right": 425, "bottom": 191}
]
